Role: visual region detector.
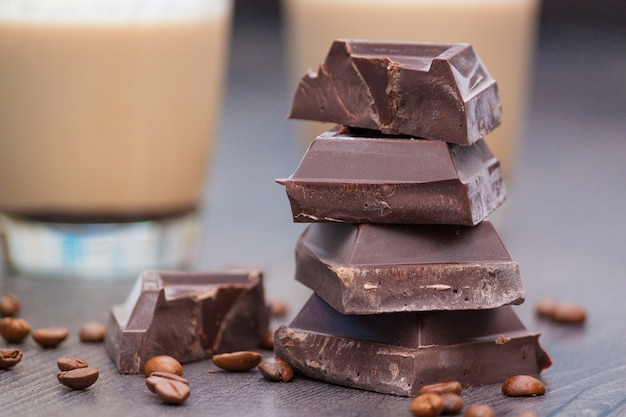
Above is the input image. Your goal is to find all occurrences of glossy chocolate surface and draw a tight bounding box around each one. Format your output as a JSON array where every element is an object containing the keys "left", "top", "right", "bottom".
[
  {"left": 105, "top": 270, "right": 269, "bottom": 374},
  {"left": 294, "top": 221, "right": 524, "bottom": 314},
  {"left": 289, "top": 40, "right": 501, "bottom": 145},
  {"left": 274, "top": 295, "right": 551, "bottom": 397},
  {"left": 278, "top": 126, "right": 505, "bottom": 225}
]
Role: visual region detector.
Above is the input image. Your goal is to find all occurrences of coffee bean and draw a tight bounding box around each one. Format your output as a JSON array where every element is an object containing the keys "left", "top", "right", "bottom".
[
  {"left": 144, "top": 355, "right": 183, "bottom": 377},
  {"left": 32, "top": 327, "right": 69, "bottom": 348},
  {"left": 552, "top": 301, "right": 586, "bottom": 324},
  {"left": 57, "top": 367, "right": 99, "bottom": 390},
  {"left": 418, "top": 380, "right": 462, "bottom": 395},
  {"left": 464, "top": 404, "right": 496, "bottom": 417},
  {"left": 212, "top": 351, "right": 262, "bottom": 372},
  {"left": 154, "top": 379, "right": 190, "bottom": 405},
  {"left": 79, "top": 321, "right": 106, "bottom": 343},
  {"left": 146, "top": 372, "right": 189, "bottom": 393},
  {"left": 502, "top": 375, "right": 545, "bottom": 397},
  {"left": 0, "top": 348, "right": 23, "bottom": 369},
  {"left": 440, "top": 392, "right": 464, "bottom": 415},
  {"left": 57, "top": 357, "right": 88, "bottom": 372},
  {"left": 268, "top": 299, "right": 288, "bottom": 318},
  {"left": 0, "top": 317, "right": 31, "bottom": 343},
  {"left": 0, "top": 294, "right": 20, "bottom": 317},
  {"left": 410, "top": 393, "right": 443, "bottom": 417},
  {"left": 259, "top": 329, "right": 274, "bottom": 350},
  {"left": 535, "top": 298, "right": 558, "bottom": 318},
  {"left": 536, "top": 298, "right": 586, "bottom": 324},
  {"left": 514, "top": 413, "right": 540, "bottom": 417},
  {"left": 258, "top": 357, "right": 294, "bottom": 382}
]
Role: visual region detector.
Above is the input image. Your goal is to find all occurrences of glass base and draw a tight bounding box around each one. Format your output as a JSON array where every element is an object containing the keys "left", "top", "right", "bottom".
[{"left": 0, "top": 212, "right": 200, "bottom": 279}]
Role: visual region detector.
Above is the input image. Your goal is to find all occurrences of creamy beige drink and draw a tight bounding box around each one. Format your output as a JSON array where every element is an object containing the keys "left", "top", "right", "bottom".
[
  {"left": 0, "top": 0, "right": 232, "bottom": 276},
  {"left": 0, "top": 0, "right": 231, "bottom": 219},
  {"left": 283, "top": 0, "right": 539, "bottom": 177}
]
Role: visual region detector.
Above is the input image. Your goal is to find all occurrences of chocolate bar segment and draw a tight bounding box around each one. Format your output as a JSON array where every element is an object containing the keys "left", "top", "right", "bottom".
[
  {"left": 274, "top": 295, "right": 551, "bottom": 397},
  {"left": 295, "top": 221, "right": 524, "bottom": 314},
  {"left": 105, "top": 270, "right": 269, "bottom": 374},
  {"left": 277, "top": 126, "right": 505, "bottom": 226},
  {"left": 288, "top": 40, "right": 501, "bottom": 145}
]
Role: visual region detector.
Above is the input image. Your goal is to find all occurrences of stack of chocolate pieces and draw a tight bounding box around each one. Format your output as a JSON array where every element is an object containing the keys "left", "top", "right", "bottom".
[{"left": 275, "top": 40, "right": 551, "bottom": 397}]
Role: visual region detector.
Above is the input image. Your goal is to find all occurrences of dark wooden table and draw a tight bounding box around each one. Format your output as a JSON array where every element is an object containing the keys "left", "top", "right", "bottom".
[{"left": 1, "top": 17, "right": 624, "bottom": 417}]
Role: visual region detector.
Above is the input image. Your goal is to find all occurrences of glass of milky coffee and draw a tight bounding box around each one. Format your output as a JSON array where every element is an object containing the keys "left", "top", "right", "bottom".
[
  {"left": 282, "top": 0, "right": 540, "bottom": 180},
  {"left": 0, "top": 0, "right": 232, "bottom": 278}
]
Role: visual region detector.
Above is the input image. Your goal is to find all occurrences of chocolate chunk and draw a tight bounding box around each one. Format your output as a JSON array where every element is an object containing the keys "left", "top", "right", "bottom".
[
  {"left": 294, "top": 221, "right": 524, "bottom": 314},
  {"left": 288, "top": 40, "right": 501, "bottom": 146},
  {"left": 274, "top": 295, "right": 552, "bottom": 397},
  {"left": 277, "top": 126, "right": 505, "bottom": 225},
  {"left": 105, "top": 270, "right": 269, "bottom": 374}
]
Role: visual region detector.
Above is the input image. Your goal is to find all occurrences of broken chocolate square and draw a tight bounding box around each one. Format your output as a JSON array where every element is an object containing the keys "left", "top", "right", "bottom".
[
  {"left": 105, "top": 270, "right": 269, "bottom": 374},
  {"left": 278, "top": 125, "right": 505, "bottom": 226},
  {"left": 274, "top": 295, "right": 551, "bottom": 397},
  {"left": 289, "top": 40, "right": 501, "bottom": 145},
  {"left": 294, "top": 221, "right": 524, "bottom": 314}
]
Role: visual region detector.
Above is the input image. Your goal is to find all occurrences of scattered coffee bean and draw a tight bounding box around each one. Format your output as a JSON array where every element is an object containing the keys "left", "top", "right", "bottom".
[
  {"left": 410, "top": 393, "right": 443, "bottom": 417},
  {"left": 536, "top": 298, "right": 586, "bottom": 324},
  {"left": 258, "top": 357, "right": 294, "bottom": 382},
  {"left": 0, "top": 294, "right": 20, "bottom": 317},
  {"left": 146, "top": 371, "right": 189, "bottom": 393},
  {"left": 79, "top": 321, "right": 106, "bottom": 343},
  {"left": 0, "top": 348, "right": 23, "bottom": 369},
  {"left": 502, "top": 375, "right": 545, "bottom": 397},
  {"left": 464, "top": 404, "right": 496, "bottom": 417},
  {"left": 418, "top": 380, "right": 462, "bottom": 396},
  {"left": 57, "top": 357, "right": 88, "bottom": 372},
  {"left": 535, "top": 298, "right": 558, "bottom": 317},
  {"left": 212, "top": 351, "right": 262, "bottom": 372},
  {"left": 32, "top": 327, "right": 69, "bottom": 348},
  {"left": 552, "top": 301, "right": 586, "bottom": 324},
  {"left": 154, "top": 378, "right": 191, "bottom": 405},
  {"left": 57, "top": 367, "right": 99, "bottom": 390},
  {"left": 440, "top": 392, "right": 464, "bottom": 415},
  {"left": 144, "top": 355, "right": 184, "bottom": 377},
  {"left": 0, "top": 317, "right": 31, "bottom": 343},
  {"left": 268, "top": 299, "right": 288, "bottom": 318}
]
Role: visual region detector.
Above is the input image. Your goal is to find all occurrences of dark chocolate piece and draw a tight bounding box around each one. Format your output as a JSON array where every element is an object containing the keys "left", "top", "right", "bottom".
[
  {"left": 277, "top": 126, "right": 505, "bottom": 226},
  {"left": 295, "top": 221, "right": 523, "bottom": 314},
  {"left": 288, "top": 40, "right": 501, "bottom": 145},
  {"left": 105, "top": 270, "right": 269, "bottom": 374},
  {"left": 274, "top": 295, "right": 551, "bottom": 397}
]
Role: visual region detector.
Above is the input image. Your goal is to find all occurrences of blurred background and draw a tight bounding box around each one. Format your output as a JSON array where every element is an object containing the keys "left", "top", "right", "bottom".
[{"left": 237, "top": 0, "right": 624, "bottom": 28}]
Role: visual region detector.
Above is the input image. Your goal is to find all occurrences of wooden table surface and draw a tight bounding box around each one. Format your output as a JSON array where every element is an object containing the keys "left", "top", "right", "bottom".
[{"left": 1, "top": 16, "right": 624, "bottom": 417}]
